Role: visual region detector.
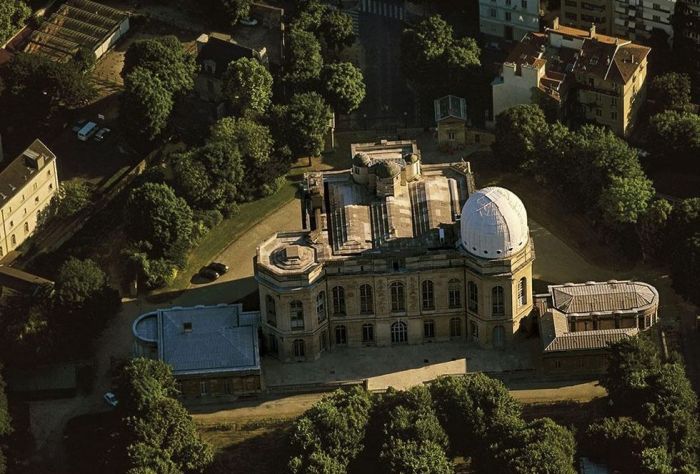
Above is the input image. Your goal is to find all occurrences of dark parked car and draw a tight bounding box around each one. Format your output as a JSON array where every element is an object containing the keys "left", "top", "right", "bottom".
[
  {"left": 209, "top": 262, "right": 229, "bottom": 274},
  {"left": 199, "top": 267, "right": 220, "bottom": 281}
]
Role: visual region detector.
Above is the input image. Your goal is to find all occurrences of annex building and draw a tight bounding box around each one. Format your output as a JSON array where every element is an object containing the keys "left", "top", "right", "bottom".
[
  {"left": 0, "top": 139, "right": 59, "bottom": 259},
  {"left": 133, "top": 304, "right": 262, "bottom": 399},
  {"left": 255, "top": 140, "right": 536, "bottom": 362},
  {"left": 492, "top": 19, "right": 650, "bottom": 136}
]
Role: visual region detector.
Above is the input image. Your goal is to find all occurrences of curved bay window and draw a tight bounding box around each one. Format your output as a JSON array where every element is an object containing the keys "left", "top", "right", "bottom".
[
  {"left": 448, "top": 279, "right": 461, "bottom": 308},
  {"left": 290, "top": 300, "right": 304, "bottom": 330},
  {"left": 421, "top": 280, "right": 435, "bottom": 310},
  {"left": 332, "top": 286, "right": 346, "bottom": 315},
  {"left": 359, "top": 284, "right": 374, "bottom": 314},
  {"left": 492, "top": 286, "right": 505, "bottom": 317},
  {"left": 390, "top": 281, "right": 405, "bottom": 312},
  {"left": 468, "top": 281, "right": 478, "bottom": 312}
]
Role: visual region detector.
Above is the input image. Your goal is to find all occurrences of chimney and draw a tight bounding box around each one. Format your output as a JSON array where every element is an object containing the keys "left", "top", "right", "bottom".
[
  {"left": 552, "top": 16, "right": 559, "bottom": 30},
  {"left": 589, "top": 23, "right": 596, "bottom": 38}
]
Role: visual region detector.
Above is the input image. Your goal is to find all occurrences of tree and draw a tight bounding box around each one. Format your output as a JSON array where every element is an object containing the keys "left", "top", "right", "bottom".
[
  {"left": 121, "top": 68, "right": 173, "bottom": 141},
  {"left": 285, "top": 28, "right": 323, "bottom": 86},
  {"left": 636, "top": 198, "right": 673, "bottom": 262},
  {"left": 74, "top": 47, "right": 96, "bottom": 73},
  {"left": 291, "top": 0, "right": 327, "bottom": 31},
  {"left": 319, "top": 10, "right": 355, "bottom": 52},
  {"left": 602, "top": 335, "right": 662, "bottom": 416},
  {"left": 209, "top": 117, "right": 278, "bottom": 199},
  {"left": 0, "top": 367, "right": 11, "bottom": 474},
  {"left": 598, "top": 174, "right": 654, "bottom": 228},
  {"left": 55, "top": 257, "right": 109, "bottom": 307},
  {"left": 173, "top": 141, "right": 244, "bottom": 212},
  {"left": 56, "top": 181, "right": 91, "bottom": 219},
  {"left": 125, "top": 182, "right": 194, "bottom": 257},
  {"left": 667, "top": 198, "right": 700, "bottom": 304},
  {"left": 0, "top": 0, "right": 30, "bottom": 45},
  {"left": 117, "top": 358, "right": 179, "bottom": 416},
  {"left": 222, "top": 57, "right": 273, "bottom": 116},
  {"left": 492, "top": 104, "right": 548, "bottom": 169},
  {"left": 280, "top": 92, "right": 331, "bottom": 162},
  {"left": 220, "top": 0, "right": 252, "bottom": 25},
  {"left": 123, "top": 36, "right": 196, "bottom": 97},
  {"left": 498, "top": 418, "right": 577, "bottom": 474},
  {"left": 648, "top": 72, "right": 692, "bottom": 112},
  {"left": 647, "top": 110, "right": 700, "bottom": 171},
  {"left": 380, "top": 439, "right": 453, "bottom": 474},
  {"left": 584, "top": 417, "right": 653, "bottom": 472},
  {"left": 321, "top": 62, "right": 366, "bottom": 115}
]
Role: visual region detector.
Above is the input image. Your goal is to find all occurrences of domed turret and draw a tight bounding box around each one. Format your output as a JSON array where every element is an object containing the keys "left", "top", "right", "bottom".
[
  {"left": 352, "top": 152, "right": 372, "bottom": 167},
  {"left": 373, "top": 161, "right": 401, "bottom": 179},
  {"left": 460, "top": 187, "right": 529, "bottom": 258}
]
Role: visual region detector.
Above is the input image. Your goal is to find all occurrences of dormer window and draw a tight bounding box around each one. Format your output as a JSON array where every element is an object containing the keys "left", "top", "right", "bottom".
[{"left": 183, "top": 322, "right": 192, "bottom": 332}]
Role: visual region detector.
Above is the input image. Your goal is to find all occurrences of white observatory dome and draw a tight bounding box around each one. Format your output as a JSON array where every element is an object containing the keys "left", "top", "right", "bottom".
[{"left": 460, "top": 187, "right": 529, "bottom": 259}]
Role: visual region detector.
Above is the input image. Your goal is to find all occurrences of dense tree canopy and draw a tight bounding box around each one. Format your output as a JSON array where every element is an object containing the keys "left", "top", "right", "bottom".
[
  {"left": 319, "top": 10, "right": 355, "bottom": 51},
  {"left": 0, "top": 0, "right": 30, "bottom": 45},
  {"left": 321, "top": 62, "right": 366, "bottom": 115},
  {"left": 55, "top": 257, "right": 109, "bottom": 307},
  {"left": 668, "top": 198, "right": 700, "bottom": 304},
  {"left": 492, "top": 104, "right": 547, "bottom": 169},
  {"left": 636, "top": 198, "right": 673, "bottom": 262},
  {"left": 123, "top": 36, "right": 196, "bottom": 97},
  {"left": 285, "top": 29, "right": 323, "bottom": 86},
  {"left": 0, "top": 367, "right": 10, "bottom": 474},
  {"left": 220, "top": 0, "right": 252, "bottom": 25},
  {"left": 598, "top": 174, "right": 655, "bottom": 228},
  {"left": 279, "top": 92, "right": 332, "bottom": 159},
  {"left": 173, "top": 140, "right": 244, "bottom": 212},
  {"left": 648, "top": 72, "right": 693, "bottom": 112},
  {"left": 647, "top": 110, "right": 700, "bottom": 171},
  {"left": 121, "top": 67, "right": 174, "bottom": 141},
  {"left": 222, "top": 57, "right": 273, "bottom": 116},
  {"left": 125, "top": 182, "right": 194, "bottom": 257}
]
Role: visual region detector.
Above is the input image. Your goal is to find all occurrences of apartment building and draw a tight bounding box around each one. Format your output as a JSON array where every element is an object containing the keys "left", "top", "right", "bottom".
[
  {"left": 492, "top": 20, "right": 650, "bottom": 136},
  {"left": 561, "top": 0, "right": 676, "bottom": 43},
  {"left": 479, "top": 0, "right": 541, "bottom": 41},
  {"left": 0, "top": 140, "right": 59, "bottom": 258}
]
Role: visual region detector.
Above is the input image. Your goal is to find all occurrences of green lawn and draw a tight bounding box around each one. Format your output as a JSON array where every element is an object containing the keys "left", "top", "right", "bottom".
[{"left": 167, "top": 180, "right": 299, "bottom": 291}]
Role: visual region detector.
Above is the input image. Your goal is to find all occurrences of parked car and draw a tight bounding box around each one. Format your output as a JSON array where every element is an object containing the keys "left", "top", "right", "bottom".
[
  {"left": 94, "top": 127, "right": 111, "bottom": 142},
  {"left": 239, "top": 17, "right": 258, "bottom": 26},
  {"left": 199, "top": 267, "right": 220, "bottom": 281},
  {"left": 209, "top": 262, "right": 229, "bottom": 274},
  {"left": 103, "top": 392, "right": 118, "bottom": 407}
]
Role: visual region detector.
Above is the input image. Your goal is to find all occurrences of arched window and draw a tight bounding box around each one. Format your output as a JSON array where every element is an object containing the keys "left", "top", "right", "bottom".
[
  {"left": 518, "top": 277, "right": 527, "bottom": 306},
  {"left": 448, "top": 279, "right": 461, "bottom": 308},
  {"left": 421, "top": 280, "right": 434, "bottom": 310},
  {"left": 362, "top": 323, "right": 374, "bottom": 343},
  {"left": 450, "top": 317, "right": 462, "bottom": 337},
  {"left": 293, "top": 339, "right": 305, "bottom": 357},
  {"left": 360, "top": 284, "right": 374, "bottom": 314},
  {"left": 317, "top": 291, "right": 326, "bottom": 322},
  {"left": 492, "top": 325, "right": 505, "bottom": 348},
  {"left": 24, "top": 222, "right": 29, "bottom": 233},
  {"left": 290, "top": 300, "right": 304, "bottom": 330},
  {"left": 492, "top": 286, "right": 505, "bottom": 317},
  {"left": 468, "top": 281, "right": 478, "bottom": 312},
  {"left": 335, "top": 325, "right": 347, "bottom": 344},
  {"left": 390, "top": 282, "right": 405, "bottom": 312},
  {"left": 266, "top": 295, "right": 276, "bottom": 327},
  {"left": 391, "top": 321, "right": 408, "bottom": 343},
  {"left": 332, "top": 286, "right": 346, "bottom": 315}
]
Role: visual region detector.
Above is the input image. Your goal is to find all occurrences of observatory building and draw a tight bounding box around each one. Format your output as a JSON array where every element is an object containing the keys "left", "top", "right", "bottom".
[{"left": 254, "top": 140, "right": 535, "bottom": 362}]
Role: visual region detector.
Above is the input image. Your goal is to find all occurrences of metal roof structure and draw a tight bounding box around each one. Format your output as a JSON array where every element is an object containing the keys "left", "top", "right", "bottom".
[
  {"left": 24, "top": 0, "right": 128, "bottom": 62},
  {"left": 133, "top": 304, "right": 261, "bottom": 377}
]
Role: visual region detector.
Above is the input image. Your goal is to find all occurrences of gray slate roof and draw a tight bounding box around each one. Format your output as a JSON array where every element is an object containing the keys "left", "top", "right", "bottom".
[
  {"left": 540, "top": 309, "right": 639, "bottom": 353},
  {"left": 549, "top": 281, "right": 658, "bottom": 315}
]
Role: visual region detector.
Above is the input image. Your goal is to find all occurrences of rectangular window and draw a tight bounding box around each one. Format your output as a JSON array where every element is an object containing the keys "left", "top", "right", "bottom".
[
  {"left": 565, "top": 12, "right": 578, "bottom": 20},
  {"left": 490, "top": 8, "right": 496, "bottom": 17},
  {"left": 224, "top": 380, "right": 232, "bottom": 394},
  {"left": 448, "top": 131, "right": 455, "bottom": 140},
  {"left": 564, "top": 0, "right": 577, "bottom": 6},
  {"left": 200, "top": 381, "right": 208, "bottom": 396},
  {"left": 424, "top": 320, "right": 435, "bottom": 338},
  {"left": 611, "top": 111, "right": 617, "bottom": 120},
  {"left": 596, "top": 108, "right": 602, "bottom": 117},
  {"left": 362, "top": 324, "right": 374, "bottom": 343},
  {"left": 652, "top": 14, "right": 661, "bottom": 21},
  {"left": 506, "top": 0, "right": 512, "bottom": 5},
  {"left": 505, "top": 11, "right": 512, "bottom": 21},
  {"left": 521, "top": 0, "right": 527, "bottom": 7}
]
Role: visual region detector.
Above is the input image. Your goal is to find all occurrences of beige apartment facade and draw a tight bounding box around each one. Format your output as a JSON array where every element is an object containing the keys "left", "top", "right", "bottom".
[
  {"left": 255, "top": 141, "right": 535, "bottom": 362},
  {"left": 0, "top": 139, "right": 59, "bottom": 258},
  {"left": 561, "top": 0, "right": 613, "bottom": 34},
  {"left": 493, "top": 21, "right": 650, "bottom": 136}
]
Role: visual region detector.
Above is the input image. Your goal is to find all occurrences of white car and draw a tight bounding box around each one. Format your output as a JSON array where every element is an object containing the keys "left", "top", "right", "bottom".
[{"left": 103, "top": 392, "right": 118, "bottom": 407}]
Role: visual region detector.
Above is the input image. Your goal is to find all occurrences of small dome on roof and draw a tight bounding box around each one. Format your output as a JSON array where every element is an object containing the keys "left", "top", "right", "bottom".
[
  {"left": 352, "top": 152, "right": 372, "bottom": 167},
  {"left": 404, "top": 153, "right": 420, "bottom": 164},
  {"left": 373, "top": 161, "right": 401, "bottom": 179}
]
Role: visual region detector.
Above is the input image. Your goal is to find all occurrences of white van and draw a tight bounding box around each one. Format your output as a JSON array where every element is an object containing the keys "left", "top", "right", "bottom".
[{"left": 77, "top": 121, "right": 98, "bottom": 141}]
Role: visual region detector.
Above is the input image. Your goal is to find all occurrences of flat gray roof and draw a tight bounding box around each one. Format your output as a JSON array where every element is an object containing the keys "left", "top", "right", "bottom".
[{"left": 134, "top": 304, "right": 261, "bottom": 377}]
